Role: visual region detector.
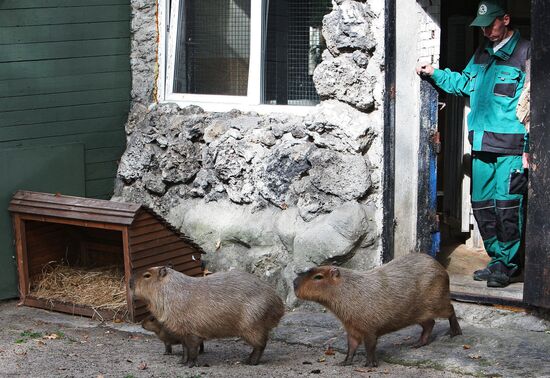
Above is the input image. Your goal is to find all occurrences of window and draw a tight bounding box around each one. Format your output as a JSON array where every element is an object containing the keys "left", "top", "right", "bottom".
[{"left": 162, "top": 0, "right": 332, "bottom": 110}]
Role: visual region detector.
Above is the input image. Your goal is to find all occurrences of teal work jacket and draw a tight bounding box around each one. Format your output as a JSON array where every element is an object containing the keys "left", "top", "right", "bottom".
[{"left": 432, "top": 31, "right": 530, "bottom": 155}]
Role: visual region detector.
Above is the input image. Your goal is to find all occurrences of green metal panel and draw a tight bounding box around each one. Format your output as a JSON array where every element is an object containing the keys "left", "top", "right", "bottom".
[
  {"left": 1, "top": 39, "right": 131, "bottom": 63},
  {"left": 0, "top": 1, "right": 131, "bottom": 298},
  {"left": 0, "top": 144, "right": 86, "bottom": 300},
  {"left": 0, "top": 22, "right": 130, "bottom": 44},
  {"left": 0, "top": 6, "right": 130, "bottom": 27},
  {"left": 0, "top": 56, "right": 130, "bottom": 80},
  {"left": 0, "top": 72, "right": 131, "bottom": 97}
]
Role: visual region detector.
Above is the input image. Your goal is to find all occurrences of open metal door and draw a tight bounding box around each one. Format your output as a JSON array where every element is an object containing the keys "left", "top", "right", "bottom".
[
  {"left": 524, "top": 0, "right": 550, "bottom": 309},
  {"left": 417, "top": 81, "right": 440, "bottom": 256}
]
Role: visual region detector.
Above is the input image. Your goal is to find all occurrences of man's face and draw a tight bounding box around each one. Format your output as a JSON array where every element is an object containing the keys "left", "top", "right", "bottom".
[{"left": 481, "top": 14, "right": 511, "bottom": 43}]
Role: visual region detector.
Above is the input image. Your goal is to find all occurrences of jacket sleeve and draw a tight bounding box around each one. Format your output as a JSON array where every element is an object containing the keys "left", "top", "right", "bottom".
[{"left": 431, "top": 56, "right": 475, "bottom": 97}]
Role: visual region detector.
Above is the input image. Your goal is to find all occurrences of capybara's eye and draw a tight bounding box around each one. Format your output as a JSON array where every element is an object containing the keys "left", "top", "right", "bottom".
[
  {"left": 143, "top": 272, "right": 152, "bottom": 279},
  {"left": 313, "top": 274, "right": 324, "bottom": 280}
]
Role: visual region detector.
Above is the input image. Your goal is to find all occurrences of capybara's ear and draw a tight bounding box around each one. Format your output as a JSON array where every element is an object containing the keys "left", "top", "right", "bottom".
[
  {"left": 329, "top": 267, "right": 340, "bottom": 278},
  {"left": 159, "top": 266, "right": 168, "bottom": 277},
  {"left": 166, "top": 262, "right": 174, "bottom": 269}
]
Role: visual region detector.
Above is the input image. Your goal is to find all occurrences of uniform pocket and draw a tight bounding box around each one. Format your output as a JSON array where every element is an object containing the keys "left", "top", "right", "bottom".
[
  {"left": 509, "top": 169, "right": 528, "bottom": 194},
  {"left": 494, "top": 69, "right": 520, "bottom": 98}
]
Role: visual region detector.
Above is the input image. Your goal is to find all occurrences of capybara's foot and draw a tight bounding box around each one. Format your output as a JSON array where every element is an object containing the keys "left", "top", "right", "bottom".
[
  {"left": 412, "top": 339, "right": 430, "bottom": 348},
  {"left": 245, "top": 345, "right": 265, "bottom": 365},
  {"left": 365, "top": 358, "right": 378, "bottom": 367},
  {"left": 338, "top": 360, "right": 353, "bottom": 366}
]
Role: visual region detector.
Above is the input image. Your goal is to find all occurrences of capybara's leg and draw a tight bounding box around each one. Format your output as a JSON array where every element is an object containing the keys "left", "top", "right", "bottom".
[
  {"left": 448, "top": 306, "right": 462, "bottom": 337},
  {"left": 246, "top": 344, "right": 266, "bottom": 365},
  {"left": 243, "top": 331, "right": 268, "bottom": 365},
  {"left": 164, "top": 342, "right": 173, "bottom": 355},
  {"left": 364, "top": 335, "right": 378, "bottom": 367},
  {"left": 414, "top": 319, "right": 435, "bottom": 348},
  {"left": 183, "top": 335, "right": 203, "bottom": 368},
  {"left": 180, "top": 342, "right": 188, "bottom": 364},
  {"left": 338, "top": 333, "right": 360, "bottom": 366}
]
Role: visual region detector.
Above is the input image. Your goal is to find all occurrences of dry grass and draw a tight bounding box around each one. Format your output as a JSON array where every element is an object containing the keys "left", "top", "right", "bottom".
[{"left": 30, "top": 263, "right": 128, "bottom": 318}]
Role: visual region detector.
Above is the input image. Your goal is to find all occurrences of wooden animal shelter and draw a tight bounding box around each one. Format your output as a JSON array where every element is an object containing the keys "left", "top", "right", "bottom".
[{"left": 9, "top": 190, "right": 205, "bottom": 322}]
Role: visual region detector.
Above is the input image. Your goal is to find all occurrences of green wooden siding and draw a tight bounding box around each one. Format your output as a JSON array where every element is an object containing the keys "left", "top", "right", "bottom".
[{"left": 0, "top": 0, "right": 131, "bottom": 298}]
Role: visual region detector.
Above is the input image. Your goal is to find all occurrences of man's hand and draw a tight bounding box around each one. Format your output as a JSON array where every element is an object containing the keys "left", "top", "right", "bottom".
[
  {"left": 416, "top": 64, "right": 435, "bottom": 77},
  {"left": 522, "top": 152, "right": 529, "bottom": 169}
]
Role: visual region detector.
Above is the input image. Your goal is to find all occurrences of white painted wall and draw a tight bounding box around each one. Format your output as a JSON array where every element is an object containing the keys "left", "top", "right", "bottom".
[{"left": 394, "top": 0, "right": 441, "bottom": 257}]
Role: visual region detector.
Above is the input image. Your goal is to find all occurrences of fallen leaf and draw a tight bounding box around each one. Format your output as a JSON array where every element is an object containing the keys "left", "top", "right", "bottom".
[
  {"left": 215, "top": 240, "right": 221, "bottom": 250},
  {"left": 36, "top": 340, "right": 46, "bottom": 346},
  {"left": 354, "top": 368, "right": 367, "bottom": 373},
  {"left": 14, "top": 348, "right": 27, "bottom": 356},
  {"left": 138, "top": 362, "right": 148, "bottom": 370},
  {"left": 324, "top": 346, "right": 335, "bottom": 355},
  {"left": 383, "top": 368, "right": 390, "bottom": 374},
  {"left": 126, "top": 359, "right": 133, "bottom": 363},
  {"left": 113, "top": 318, "right": 123, "bottom": 324},
  {"left": 463, "top": 344, "right": 472, "bottom": 349},
  {"left": 129, "top": 335, "right": 141, "bottom": 340},
  {"left": 469, "top": 354, "right": 482, "bottom": 359},
  {"left": 97, "top": 375, "right": 105, "bottom": 378},
  {"left": 58, "top": 367, "right": 67, "bottom": 371},
  {"left": 43, "top": 333, "right": 59, "bottom": 340},
  {"left": 317, "top": 357, "right": 326, "bottom": 363}
]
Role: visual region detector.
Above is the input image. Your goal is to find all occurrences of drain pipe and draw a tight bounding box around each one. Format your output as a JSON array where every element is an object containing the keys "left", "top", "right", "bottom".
[{"left": 382, "top": 0, "right": 396, "bottom": 263}]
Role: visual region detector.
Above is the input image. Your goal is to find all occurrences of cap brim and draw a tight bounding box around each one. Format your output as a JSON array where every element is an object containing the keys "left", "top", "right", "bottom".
[{"left": 470, "top": 15, "right": 496, "bottom": 27}]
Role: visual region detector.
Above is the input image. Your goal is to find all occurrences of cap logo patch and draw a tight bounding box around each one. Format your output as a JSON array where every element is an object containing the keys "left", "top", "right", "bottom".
[{"left": 479, "top": 4, "right": 488, "bottom": 15}]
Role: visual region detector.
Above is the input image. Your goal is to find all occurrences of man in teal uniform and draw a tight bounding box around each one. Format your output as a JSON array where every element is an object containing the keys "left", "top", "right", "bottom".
[{"left": 416, "top": 0, "right": 530, "bottom": 287}]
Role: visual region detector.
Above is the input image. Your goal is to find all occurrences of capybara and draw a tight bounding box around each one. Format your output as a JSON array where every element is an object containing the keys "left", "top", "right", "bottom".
[
  {"left": 141, "top": 315, "right": 205, "bottom": 360},
  {"left": 293, "top": 253, "right": 462, "bottom": 367},
  {"left": 131, "top": 266, "right": 285, "bottom": 367}
]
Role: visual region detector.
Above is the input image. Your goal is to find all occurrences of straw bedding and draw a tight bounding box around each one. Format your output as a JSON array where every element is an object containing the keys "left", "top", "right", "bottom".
[{"left": 30, "top": 263, "right": 127, "bottom": 318}]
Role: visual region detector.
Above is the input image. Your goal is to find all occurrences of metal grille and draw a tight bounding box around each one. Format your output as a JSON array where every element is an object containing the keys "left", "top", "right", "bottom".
[
  {"left": 264, "top": 0, "right": 332, "bottom": 105},
  {"left": 173, "top": 0, "right": 251, "bottom": 96}
]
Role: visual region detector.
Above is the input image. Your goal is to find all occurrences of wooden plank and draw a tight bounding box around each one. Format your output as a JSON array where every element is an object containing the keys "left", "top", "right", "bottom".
[
  {"left": 0, "top": 56, "right": 129, "bottom": 81},
  {"left": 131, "top": 249, "right": 199, "bottom": 268},
  {"left": 131, "top": 243, "right": 196, "bottom": 261},
  {"left": 10, "top": 198, "right": 138, "bottom": 218},
  {"left": 14, "top": 216, "right": 29, "bottom": 299},
  {"left": 11, "top": 191, "right": 137, "bottom": 212},
  {"left": 129, "top": 228, "right": 177, "bottom": 246},
  {"left": 122, "top": 228, "right": 134, "bottom": 321},
  {"left": 0, "top": 116, "right": 128, "bottom": 143},
  {"left": 0, "top": 88, "right": 129, "bottom": 112},
  {"left": 0, "top": 0, "right": 130, "bottom": 9},
  {"left": 1, "top": 39, "right": 130, "bottom": 64},
  {"left": 0, "top": 22, "right": 130, "bottom": 45},
  {"left": 0, "top": 102, "right": 129, "bottom": 128},
  {"left": 10, "top": 206, "right": 134, "bottom": 225},
  {"left": 131, "top": 216, "right": 158, "bottom": 228},
  {"left": 23, "top": 297, "right": 120, "bottom": 321},
  {"left": 17, "top": 213, "right": 126, "bottom": 231},
  {"left": 130, "top": 235, "right": 183, "bottom": 253},
  {"left": 129, "top": 222, "right": 166, "bottom": 237},
  {"left": 133, "top": 254, "right": 200, "bottom": 270},
  {"left": 0, "top": 6, "right": 130, "bottom": 27},
  {"left": 0, "top": 72, "right": 131, "bottom": 98},
  {"left": 173, "top": 261, "right": 203, "bottom": 274},
  {"left": 83, "top": 241, "right": 122, "bottom": 254}
]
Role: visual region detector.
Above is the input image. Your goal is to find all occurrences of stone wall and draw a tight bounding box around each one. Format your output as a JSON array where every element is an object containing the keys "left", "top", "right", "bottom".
[{"left": 115, "top": 0, "right": 387, "bottom": 304}]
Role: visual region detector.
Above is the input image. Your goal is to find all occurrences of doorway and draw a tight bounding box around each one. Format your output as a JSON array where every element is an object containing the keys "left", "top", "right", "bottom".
[{"left": 435, "top": 0, "right": 531, "bottom": 305}]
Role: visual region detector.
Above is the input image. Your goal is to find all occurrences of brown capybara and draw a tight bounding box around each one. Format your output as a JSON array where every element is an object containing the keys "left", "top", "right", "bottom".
[
  {"left": 293, "top": 253, "right": 462, "bottom": 367},
  {"left": 141, "top": 315, "right": 205, "bottom": 361},
  {"left": 131, "top": 266, "right": 285, "bottom": 367}
]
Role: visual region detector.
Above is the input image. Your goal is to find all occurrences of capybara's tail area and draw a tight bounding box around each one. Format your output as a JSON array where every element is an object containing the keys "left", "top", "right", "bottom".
[{"left": 448, "top": 305, "right": 462, "bottom": 337}]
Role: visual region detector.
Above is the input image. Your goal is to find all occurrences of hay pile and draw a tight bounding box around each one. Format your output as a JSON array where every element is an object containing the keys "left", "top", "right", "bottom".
[{"left": 30, "top": 263, "right": 127, "bottom": 318}]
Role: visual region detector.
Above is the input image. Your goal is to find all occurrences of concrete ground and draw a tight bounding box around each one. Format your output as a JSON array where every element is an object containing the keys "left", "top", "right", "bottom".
[{"left": 0, "top": 299, "right": 549, "bottom": 378}]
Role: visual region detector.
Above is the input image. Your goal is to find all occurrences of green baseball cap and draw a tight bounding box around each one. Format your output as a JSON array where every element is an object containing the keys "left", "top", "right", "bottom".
[{"left": 470, "top": 0, "right": 507, "bottom": 27}]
